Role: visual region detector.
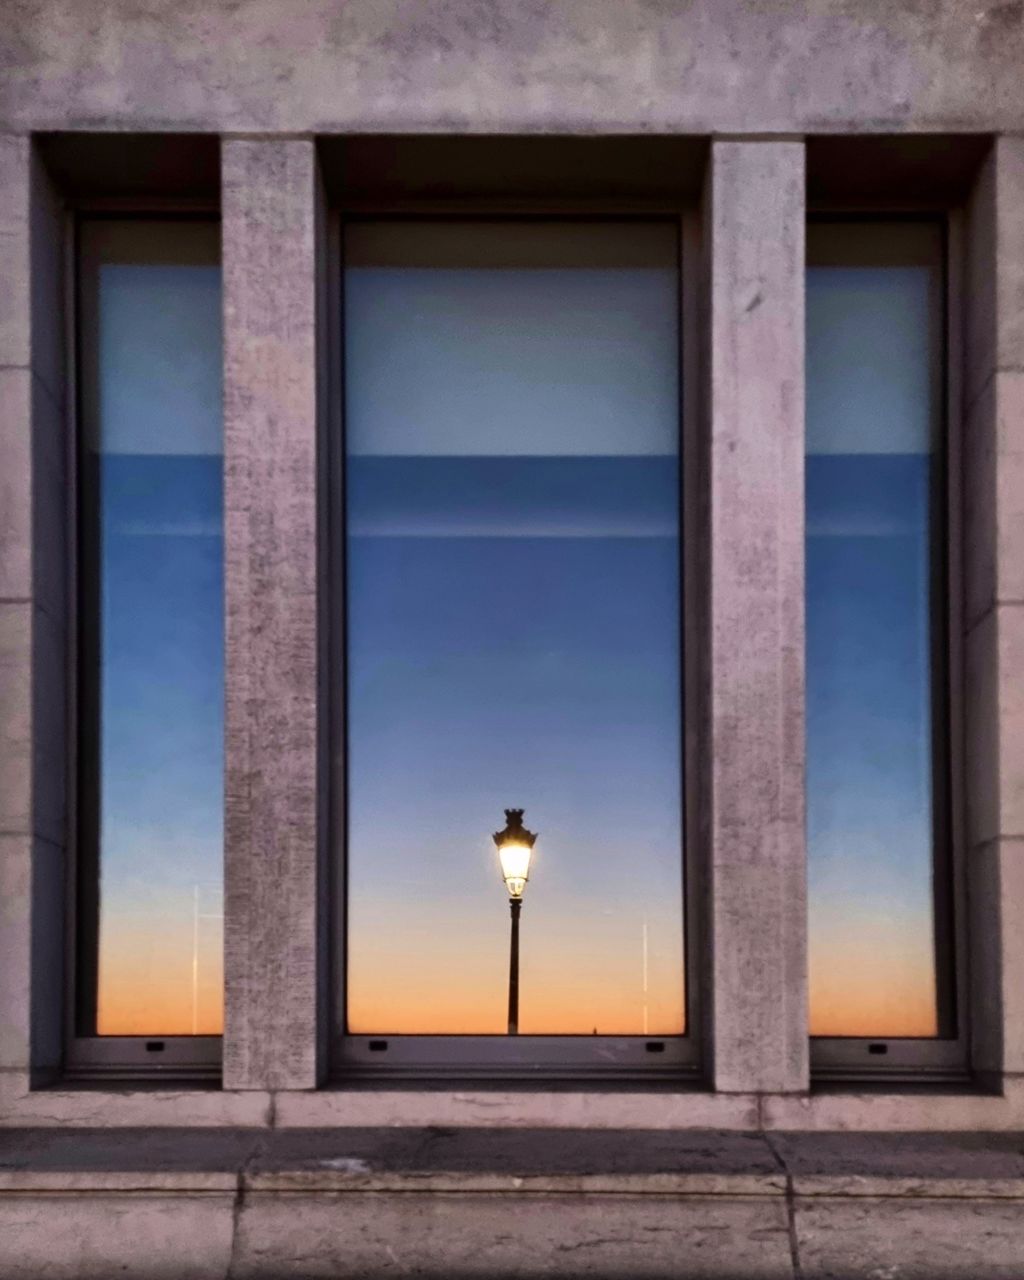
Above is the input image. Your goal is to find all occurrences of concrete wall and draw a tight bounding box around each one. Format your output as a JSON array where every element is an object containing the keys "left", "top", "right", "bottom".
[
  {"left": 2, "top": 0, "right": 1024, "bottom": 135},
  {"left": 0, "top": 135, "right": 67, "bottom": 1093},
  {"left": 0, "top": 0, "right": 1023, "bottom": 1131},
  {"left": 3, "top": 5, "right": 1024, "bottom": 1275}
]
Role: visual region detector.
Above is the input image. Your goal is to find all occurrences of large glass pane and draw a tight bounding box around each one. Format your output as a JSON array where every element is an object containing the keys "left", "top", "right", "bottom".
[
  {"left": 344, "top": 221, "right": 685, "bottom": 1036},
  {"left": 80, "top": 220, "right": 223, "bottom": 1036},
  {"left": 806, "top": 222, "right": 946, "bottom": 1038}
]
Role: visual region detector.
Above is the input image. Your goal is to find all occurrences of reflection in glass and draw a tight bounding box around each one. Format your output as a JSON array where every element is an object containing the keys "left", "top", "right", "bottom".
[
  {"left": 806, "top": 223, "right": 946, "bottom": 1038},
  {"left": 344, "top": 221, "right": 685, "bottom": 1036},
  {"left": 80, "top": 221, "right": 223, "bottom": 1035}
]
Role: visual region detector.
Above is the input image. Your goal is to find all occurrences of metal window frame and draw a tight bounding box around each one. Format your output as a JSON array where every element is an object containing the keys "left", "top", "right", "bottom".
[
  {"left": 327, "top": 202, "right": 704, "bottom": 1083},
  {"left": 806, "top": 211, "right": 970, "bottom": 1083},
  {"left": 65, "top": 204, "right": 223, "bottom": 1080}
]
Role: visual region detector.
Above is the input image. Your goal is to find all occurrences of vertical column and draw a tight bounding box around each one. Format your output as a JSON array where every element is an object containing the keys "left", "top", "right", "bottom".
[
  {"left": 964, "top": 137, "right": 1024, "bottom": 1086},
  {"left": 0, "top": 136, "right": 67, "bottom": 1091},
  {"left": 222, "top": 138, "right": 323, "bottom": 1090},
  {"left": 706, "top": 140, "right": 808, "bottom": 1093}
]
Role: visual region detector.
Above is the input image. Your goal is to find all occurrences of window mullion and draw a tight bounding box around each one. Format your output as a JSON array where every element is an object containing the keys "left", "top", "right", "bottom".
[
  {"left": 706, "top": 139, "right": 809, "bottom": 1094},
  {"left": 222, "top": 137, "right": 324, "bottom": 1091}
]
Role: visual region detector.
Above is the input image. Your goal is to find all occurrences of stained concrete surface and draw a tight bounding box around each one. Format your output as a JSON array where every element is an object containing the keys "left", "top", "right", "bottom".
[
  {"left": 4, "top": 1, "right": 1024, "bottom": 135},
  {"left": 1, "top": 1128, "right": 1024, "bottom": 1277}
]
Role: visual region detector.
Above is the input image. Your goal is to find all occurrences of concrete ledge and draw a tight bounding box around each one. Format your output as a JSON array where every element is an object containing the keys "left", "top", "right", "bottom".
[
  {"left": 8, "top": 1076, "right": 1024, "bottom": 1130},
  {"left": 2, "top": 1129, "right": 1024, "bottom": 1277}
]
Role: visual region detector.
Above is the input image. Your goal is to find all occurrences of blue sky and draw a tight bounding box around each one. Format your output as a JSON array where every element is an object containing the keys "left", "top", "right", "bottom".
[
  {"left": 93, "top": 249, "right": 223, "bottom": 1034},
  {"left": 806, "top": 262, "right": 941, "bottom": 1037},
  {"left": 344, "top": 222, "right": 686, "bottom": 1034}
]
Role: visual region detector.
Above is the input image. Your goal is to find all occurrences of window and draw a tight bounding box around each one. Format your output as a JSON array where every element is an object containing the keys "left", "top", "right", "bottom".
[
  {"left": 73, "top": 218, "right": 223, "bottom": 1074},
  {"left": 333, "top": 218, "right": 695, "bottom": 1076},
  {"left": 806, "top": 219, "right": 964, "bottom": 1077}
]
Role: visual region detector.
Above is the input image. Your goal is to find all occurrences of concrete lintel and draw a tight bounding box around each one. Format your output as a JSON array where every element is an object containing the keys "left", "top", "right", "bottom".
[
  {"left": 705, "top": 139, "right": 808, "bottom": 1094},
  {"left": 5, "top": 4, "right": 1024, "bottom": 138},
  {"left": 222, "top": 137, "right": 323, "bottom": 1091}
]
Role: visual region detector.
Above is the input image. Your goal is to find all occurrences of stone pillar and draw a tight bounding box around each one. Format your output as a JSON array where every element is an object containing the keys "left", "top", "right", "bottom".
[
  {"left": 222, "top": 138, "right": 324, "bottom": 1090},
  {"left": 964, "top": 136, "right": 1024, "bottom": 1086},
  {"left": 0, "top": 135, "right": 67, "bottom": 1088},
  {"left": 705, "top": 140, "right": 808, "bottom": 1094}
]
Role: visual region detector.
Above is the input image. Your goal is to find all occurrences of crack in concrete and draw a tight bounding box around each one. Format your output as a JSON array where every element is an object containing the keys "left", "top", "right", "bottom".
[
  {"left": 761, "top": 1128, "right": 803, "bottom": 1280},
  {"left": 225, "top": 1130, "right": 269, "bottom": 1280}
]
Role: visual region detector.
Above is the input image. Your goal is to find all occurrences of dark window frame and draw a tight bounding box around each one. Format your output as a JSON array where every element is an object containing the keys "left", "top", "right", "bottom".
[
  {"left": 806, "top": 211, "right": 970, "bottom": 1083},
  {"left": 327, "top": 202, "right": 705, "bottom": 1084},
  {"left": 67, "top": 205, "right": 223, "bottom": 1080}
]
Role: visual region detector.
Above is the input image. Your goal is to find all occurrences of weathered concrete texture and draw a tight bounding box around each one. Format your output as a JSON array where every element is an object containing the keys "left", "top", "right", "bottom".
[
  {"left": 0, "top": 835, "right": 34, "bottom": 1070},
  {"left": 0, "top": 134, "right": 67, "bottom": 1085},
  {"left": 0, "top": 135, "right": 31, "bottom": 367},
  {"left": 0, "top": 1195, "right": 236, "bottom": 1280},
  {"left": 273, "top": 1086, "right": 762, "bottom": 1132},
  {"left": 245, "top": 1126, "right": 783, "bottom": 1188},
  {"left": 235, "top": 1192, "right": 793, "bottom": 1279},
  {"left": 0, "top": 1076, "right": 273, "bottom": 1127},
  {"left": 965, "top": 138, "right": 1024, "bottom": 411},
  {"left": 0, "top": 142, "right": 66, "bottom": 609},
  {"left": 0, "top": 367, "right": 33, "bottom": 605},
  {"left": 0, "top": 598, "right": 63, "bottom": 846},
  {"left": 961, "top": 137, "right": 1024, "bottom": 1089},
  {"left": 795, "top": 1198, "right": 1024, "bottom": 1280},
  {"left": 970, "top": 840, "right": 1024, "bottom": 1076},
  {"left": 0, "top": 602, "right": 31, "bottom": 836},
  {"left": 5, "top": 1129, "right": 1024, "bottom": 1278},
  {"left": 7, "top": 1081, "right": 1024, "bottom": 1132},
  {"left": 768, "top": 1129, "right": 1024, "bottom": 1189},
  {"left": 222, "top": 138, "right": 322, "bottom": 1091},
  {"left": 3, "top": 1, "right": 1024, "bottom": 135},
  {"left": 966, "top": 606, "right": 1024, "bottom": 846},
  {"left": 761, "top": 1084, "right": 1024, "bottom": 1133},
  {"left": 706, "top": 141, "right": 807, "bottom": 1095},
  {"left": 964, "top": 373, "right": 1024, "bottom": 630}
]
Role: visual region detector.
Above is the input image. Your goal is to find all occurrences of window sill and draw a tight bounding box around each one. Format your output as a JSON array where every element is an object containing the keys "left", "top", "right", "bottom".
[{"left": 4, "top": 1074, "right": 1024, "bottom": 1133}]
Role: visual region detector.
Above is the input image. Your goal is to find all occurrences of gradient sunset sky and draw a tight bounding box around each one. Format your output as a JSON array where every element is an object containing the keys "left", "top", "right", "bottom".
[
  {"left": 806, "top": 249, "right": 942, "bottom": 1038},
  {"left": 343, "top": 221, "right": 687, "bottom": 1036},
  {"left": 91, "top": 225, "right": 224, "bottom": 1036},
  {"left": 90, "top": 218, "right": 944, "bottom": 1043}
]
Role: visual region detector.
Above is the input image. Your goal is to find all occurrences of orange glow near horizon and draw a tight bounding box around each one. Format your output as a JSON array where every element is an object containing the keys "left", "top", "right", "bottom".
[
  {"left": 346, "top": 870, "right": 686, "bottom": 1037},
  {"left": 97, "top": 898, "right": 223, "bottom": 1036},
  {"left": 808, "top": 914, "right": 938, "bottom": 1038}
]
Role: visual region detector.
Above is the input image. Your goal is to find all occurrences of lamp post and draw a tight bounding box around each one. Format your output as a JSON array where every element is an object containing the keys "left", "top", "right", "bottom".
[{"left": 492, "top": 808, "right": 537, "bottom": 1036}]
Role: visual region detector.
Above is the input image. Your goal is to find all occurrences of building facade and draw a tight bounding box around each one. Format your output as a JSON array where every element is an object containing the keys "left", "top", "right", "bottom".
[{"left": 1, "top": 2, "right": 1024, "bottom": 1276}]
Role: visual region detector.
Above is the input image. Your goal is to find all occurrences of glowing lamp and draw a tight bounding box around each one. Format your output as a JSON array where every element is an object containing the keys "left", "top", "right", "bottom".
[
  {"left": 493, "top": 809, "right": 537, "bottom": 899},
  {"left": 492, "top": 808, "right": 538, "bottom": 1036}
]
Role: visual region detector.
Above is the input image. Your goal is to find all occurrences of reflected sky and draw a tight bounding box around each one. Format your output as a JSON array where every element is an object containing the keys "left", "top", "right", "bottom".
[
  {"left": 806, "top": 252, "right": 942, "bottom": 1038},
  {"left": 87, "top": 227, "right": 223, "bottom": 1036},
  {"left": 344, "top": 221, "right": 685, "bottom": 1035}
]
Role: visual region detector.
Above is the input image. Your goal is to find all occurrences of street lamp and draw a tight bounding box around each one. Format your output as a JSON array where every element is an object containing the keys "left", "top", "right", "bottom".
[{"left": 492, "top": 808, "right": 537, "bottom": 1036}]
